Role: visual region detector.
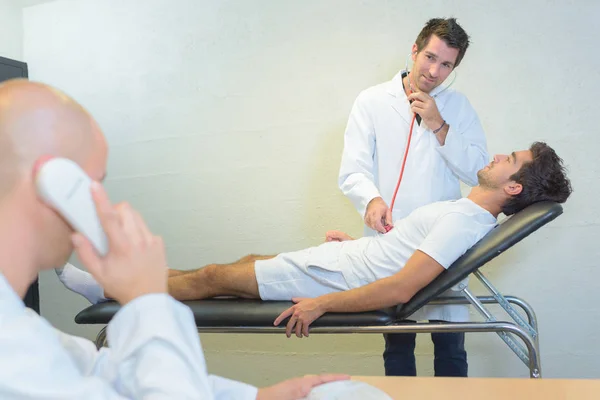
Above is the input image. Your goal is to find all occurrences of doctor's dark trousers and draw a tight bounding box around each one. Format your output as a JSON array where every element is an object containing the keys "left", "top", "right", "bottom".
[{"left": 383, "top": 321, "right": 468, "bottom": 376}]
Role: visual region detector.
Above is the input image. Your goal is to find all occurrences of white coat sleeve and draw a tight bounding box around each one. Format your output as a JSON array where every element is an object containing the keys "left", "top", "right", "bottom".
[
  {"left": 209, "top": 374, "right": 258, "bottom": 399},
  {"left": 338, "top": 93, "right": 382, "bottom": 218},
  {"left": 51, "top": 318, "right": 107, "bottom": 376},
  {"left": 0, "top": 294, "right": 215, "bottom": 399},
  {"left": 436, "top": 98, "right": 489, "bottom": 186},
  {"left": 52, "top": 311, "right": 259, "bottom": 400},
  {"left": 101, "top": 293, "right": 216, "bottom": 398}
]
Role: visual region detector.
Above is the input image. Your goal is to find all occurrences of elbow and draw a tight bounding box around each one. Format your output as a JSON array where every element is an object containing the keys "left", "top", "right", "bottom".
[
  {"left": 338, "top": 175, "right": 348, "bottom": 192},
  {"left": 463, "top": 162, "right": 484, "bottom": 186},
  {"left": 338, "top": 170, "right": 354, "bottom": 192},
  {"left": 393, "top": 281, "right": 424, "bottom": 304},
  {"left": 394, "top": 290, "right": 414, "bottom": 305}
]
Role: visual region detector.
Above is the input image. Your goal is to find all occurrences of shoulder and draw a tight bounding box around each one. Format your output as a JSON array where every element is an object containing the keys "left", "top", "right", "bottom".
[
  {"left": 440, "top": 87, "right": 474, "bottom": 107},
  {"left": 354, "top": 79, "right": 395, "bottom": 105},
  {"left": 433, "top": 200, "right": 496, "bottom": 230}
]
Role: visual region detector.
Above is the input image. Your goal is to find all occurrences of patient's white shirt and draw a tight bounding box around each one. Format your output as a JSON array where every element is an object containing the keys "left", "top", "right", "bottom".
[
  {"left": 333, "top": 198, "right": 497, "bottom": 288},
  {"left": 0, "top": 273, "right": 257, "bottom": 399}
]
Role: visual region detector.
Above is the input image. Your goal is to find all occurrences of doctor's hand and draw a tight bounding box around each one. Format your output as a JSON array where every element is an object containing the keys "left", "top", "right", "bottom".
[
  {"left": 256, "top": 374, "right": 351, "bottom": 400},
  {"left": 274, "top": 297, "right": 326, "bottom": 338},
  {"left": 365, "top": 197, "right": 393, "bottom": 233},
  {"left": 407, "top": 92, "right": 444, "bottom": 130},
  {"left": 72, "top": 182, "right": 168, "bottom": 305},
  {"left": 325, "top": 230, "right": 354, "bottom": 242}
]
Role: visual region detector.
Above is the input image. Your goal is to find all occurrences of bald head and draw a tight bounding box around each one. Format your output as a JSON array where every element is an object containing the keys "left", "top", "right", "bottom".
[
  {"left": 0, "top": 80, "right": 108, "bottom": 287},
  {"left": 0, "top": 79, "right": 106, "bottom": 196}
]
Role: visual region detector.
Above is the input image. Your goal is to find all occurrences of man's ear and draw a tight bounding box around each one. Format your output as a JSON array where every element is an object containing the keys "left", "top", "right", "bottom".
[
  {"left": 411, "top": 43, "right": 418, "bottom": 61},
  {"left": 504, "top": 181, "right": 523, "bottom": 196}
]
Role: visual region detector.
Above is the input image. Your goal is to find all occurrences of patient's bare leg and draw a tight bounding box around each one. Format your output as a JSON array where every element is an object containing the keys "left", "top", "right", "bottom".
[
  {"left": 168, "top": 269, "right": 189, "bottom": 277},
  {"left": 167, "top": 254, "right": 274, "bottom": 277},
  {"left": 56, "top": 254, "right": 277, "bottom": 303},
  {"left": 168, "top": 254, "right": 276, "bottom": 301}
]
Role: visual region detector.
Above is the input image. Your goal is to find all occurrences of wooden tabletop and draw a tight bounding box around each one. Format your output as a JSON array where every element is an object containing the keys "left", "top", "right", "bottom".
[{"left": 351, "top": 376, "right": 600, "bottom": 399}]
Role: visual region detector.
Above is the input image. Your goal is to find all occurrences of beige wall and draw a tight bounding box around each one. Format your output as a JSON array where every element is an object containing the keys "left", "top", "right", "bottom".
[{"left": 21, "top": 0, "right": 599, "bottom": 386}]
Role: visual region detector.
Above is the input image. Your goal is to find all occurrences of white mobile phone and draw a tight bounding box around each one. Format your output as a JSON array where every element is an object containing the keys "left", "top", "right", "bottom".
[{"left": 35, "top": 157, "right": 108, "bottom": 256}]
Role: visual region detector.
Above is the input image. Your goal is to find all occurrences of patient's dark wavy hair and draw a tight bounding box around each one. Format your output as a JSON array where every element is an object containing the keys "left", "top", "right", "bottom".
[{"left": 502, "top": 142, "right": 573, "bottom": 216}]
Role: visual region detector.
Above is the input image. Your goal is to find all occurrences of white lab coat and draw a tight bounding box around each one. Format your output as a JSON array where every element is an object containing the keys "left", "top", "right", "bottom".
[
  {"left": 0, "top": 273, "right": 257, "bottom": 399},
  {"left": 338, "top": 70, "right": 488, "bottom": 322}
]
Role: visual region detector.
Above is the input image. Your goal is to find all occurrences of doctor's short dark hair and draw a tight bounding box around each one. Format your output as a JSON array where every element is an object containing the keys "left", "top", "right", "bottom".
[
  {"left": 501, "top": 142, "right": 573, "bottom": 216},
  {"left": 415, "top": 18, "right": 470, "bottom": 68}
]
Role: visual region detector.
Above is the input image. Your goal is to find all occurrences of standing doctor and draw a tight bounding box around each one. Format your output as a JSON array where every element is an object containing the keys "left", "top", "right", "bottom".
[{"left": 337, "top": 18, "right": 488, "bottom": 377}]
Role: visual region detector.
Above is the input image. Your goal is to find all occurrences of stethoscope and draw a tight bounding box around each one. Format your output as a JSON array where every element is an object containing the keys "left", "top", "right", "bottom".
[{"left": 384, "top": 53, "right": 457, "bottom": 232}]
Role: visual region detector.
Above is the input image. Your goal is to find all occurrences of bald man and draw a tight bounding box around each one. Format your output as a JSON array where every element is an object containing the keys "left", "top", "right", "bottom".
[{"left": 0, "top": 79, "right": 347, "bottom": 399}]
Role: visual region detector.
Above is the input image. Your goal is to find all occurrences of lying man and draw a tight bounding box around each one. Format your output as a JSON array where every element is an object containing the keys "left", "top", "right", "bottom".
[{"left": 60, "top": 141, "right": 572, "bottom": 339}]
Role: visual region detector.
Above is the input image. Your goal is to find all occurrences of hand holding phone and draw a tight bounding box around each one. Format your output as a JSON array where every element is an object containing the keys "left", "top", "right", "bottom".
[{"left": 36, "top": 157, "right": 168, "bottom": 304}]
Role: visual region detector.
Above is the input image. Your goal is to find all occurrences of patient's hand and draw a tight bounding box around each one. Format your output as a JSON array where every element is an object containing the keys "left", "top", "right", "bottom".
[
  {"left": 325, "top": 230, "right": 354, "bottom": 242},
  {"left": 256, "top": 374, "right": 350, "bottom": 400},
  {"left": 274, "top": 297, "right": 325, "bottom": 338}
]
